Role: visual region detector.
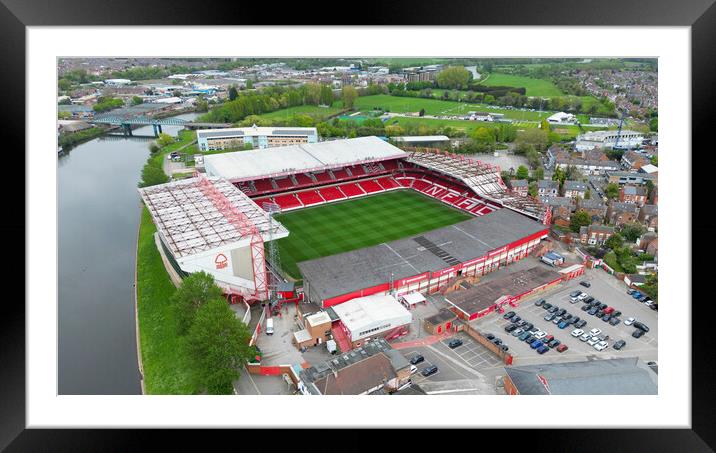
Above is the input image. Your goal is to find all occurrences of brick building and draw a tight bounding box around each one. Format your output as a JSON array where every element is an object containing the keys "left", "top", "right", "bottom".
[
  {"left": 509, "top": 179, "right": 529, "bottom": 196},
  {"left": 619, "top": 185, "right": 648, "bottom": 206},
  {"left": 638, "top": 204, "right": 658, "bottom": 231},
  {"left": 579, "top": 224, "right": 615, "bottom": 245},
  {"left": 563, "top": 180, "right": 588, "bottom": 199},
  {"left": 578, "top": 198, "right": 607, "bottom": 222},
  {"left": 607, "top": 201, "right": 640, "bottom": 226}
]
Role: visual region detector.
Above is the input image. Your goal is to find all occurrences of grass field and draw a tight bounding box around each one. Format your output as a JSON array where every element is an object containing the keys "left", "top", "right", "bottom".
[
  {"left": 481, "top": 73, "right": 564, "bottom": 97},
  {"left": 273, "top": 190, "right": 472, "bottom": 280},
  {"left": 258, "top": 104, "right": 344, "bottom": 121}
]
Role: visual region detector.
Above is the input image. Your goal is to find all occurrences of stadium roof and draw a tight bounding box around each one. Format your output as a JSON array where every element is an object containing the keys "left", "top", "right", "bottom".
[
  {"left": 504, "top": 357, "right": 657, "bottom": 395},
  {"left": 138, "top": 176, "right": 288, "bottom": 259},
  {"left": 204, "top": 136, "right": 408, "bottom": 182},
  {"left": 299, "top": 209, "right": 548, "bottom": 302}
]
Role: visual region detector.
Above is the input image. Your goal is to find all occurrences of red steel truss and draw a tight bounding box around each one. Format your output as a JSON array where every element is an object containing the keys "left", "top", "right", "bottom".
[{"left": 196, "top": 175, "right": 268, "bottom": 301}]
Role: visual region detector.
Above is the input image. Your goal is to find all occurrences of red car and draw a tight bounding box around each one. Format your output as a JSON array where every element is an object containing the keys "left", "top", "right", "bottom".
[
  {"left": 543, "top": 335, "right": 554, "bottom": 343},
  {"left": 603, "top": 307, "right": 615, "bottom": 315},
  {"left": 556, "top": 344, "right": 569, "bottom": 353}
]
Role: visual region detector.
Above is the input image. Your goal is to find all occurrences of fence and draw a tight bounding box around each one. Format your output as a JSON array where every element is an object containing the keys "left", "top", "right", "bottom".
[{"left": 459, "top": 323, "right": 514, "bottom": 365}]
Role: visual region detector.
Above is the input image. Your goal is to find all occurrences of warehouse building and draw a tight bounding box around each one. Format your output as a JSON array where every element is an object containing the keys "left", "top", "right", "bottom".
[
  {"left": 330, "top": 294, "right": 412, "bottom": 348},
  {"left": 197, "top": 125, "right": 318, "bottom": 151},
  {"left": 298, "top": 209, "right": 549, "bottom": 308},
  {"left": 576, "top": 130, "right": 645, "bottom": 151}
]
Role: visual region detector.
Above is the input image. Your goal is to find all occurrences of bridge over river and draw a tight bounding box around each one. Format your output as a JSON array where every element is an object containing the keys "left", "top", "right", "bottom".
[{"left": 91, "top": 112, "right": 233, "bottom": 136}]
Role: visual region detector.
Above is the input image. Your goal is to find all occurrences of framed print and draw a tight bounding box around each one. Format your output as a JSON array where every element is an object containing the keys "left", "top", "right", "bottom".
[{"left": 5, "top": 0, "right": 714, "bottom": 449}]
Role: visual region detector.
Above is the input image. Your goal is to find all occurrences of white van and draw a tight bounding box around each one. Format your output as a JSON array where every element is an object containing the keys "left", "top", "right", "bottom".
[{"left": 266, "top": 318, "right": 274, "bottom": 335}]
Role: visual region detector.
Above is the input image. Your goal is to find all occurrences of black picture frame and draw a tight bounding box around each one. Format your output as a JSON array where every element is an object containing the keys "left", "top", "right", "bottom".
[{"left": 3, "top": 0, "right": 712, "bottom": 449}]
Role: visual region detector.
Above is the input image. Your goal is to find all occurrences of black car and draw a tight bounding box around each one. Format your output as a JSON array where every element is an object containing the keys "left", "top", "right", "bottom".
[
  {"left": 421, "top": 365, "right": 438, "bottom": 377},
  {"left": 556, "top": 308, "right": 566, "bottom": 317},
  {"left": 613, "top": 340, "right": 626, "bottom": 350},
  {"left": 543, "top": 302, "right": 553, "bottom": 310},
  {"left": 602, "top": 314, "right": 612, "bottom": 322},
  {"left": 511, "top": 316, "right": 522, "bottom": 324},
  {"left": 500, "top": 344, "right": 509, "bottom": 352},
  {"left": 503, "top": 311, "right": 516, "bottom": 320},
  {"left": 650, "top": 304, "right": 658, "bottom": 311},
  {"left": 612, "top": 310, "right": 622, "bottom": 318},
  {"left": 562, "top": 313, "right": 572, "bottom": 321},
  {"left": 580, "top": 281, "right": 591, "bottom": 288},
  {"left": 575, "top": 319, "right": 587, "bottom": 328},
  {"left": 587, "top": 307, "right": 598, "bottom": 315},
  {"left": 485, "top": 333, "right": 495, "bottom": 341},
  {"left": 505, "top": 324, "right": 518, "bottom": 332},
  {"left": 609, "top": 317, "right": 621, "bottom": 326},
  {"left": 548, "top": 306, "right": 559, "bottom": 314},
  {"left": 523, "top": 334, "right": 535, "bottom": 343},
  {"left": 596, "top": 310, "right": 605, "bottom": 318},
  {"left": 548, "top": 339, "right": 561, "bottom": 348},
  {"left": 569, "top": 316, "right": 580, "bottom": 325},
  {"left": 492, "top": 338, "right": 503, "bottom": 345},
  {"left": 632, "top": 329, "right": 645, "bottom": 338},
  {"left": 584, "top": 296, "right": 595, "bottom": 304},
  {"left": 633, "top": 322, "right": 650, "bottom": 332},
  {"left": 522, "top": 322, "right": 534, "bottom": 332},
  {"left": 410, "top": 354, "right": 425, "bottom": 365},
  {"left": 638, "top": 295, "right": 649, "bottom": 302},
  {"left": 448, "top": 339, "right": 463, "bottom": 349},
  {"left": 535, "top": 299, "right": 546, "bottom": 307},
  {"left": 581, "top": 304, "right": 590, "bottom": 312},
  {"left": 599, "top": 303, "right": 608, "bottom": 310}
]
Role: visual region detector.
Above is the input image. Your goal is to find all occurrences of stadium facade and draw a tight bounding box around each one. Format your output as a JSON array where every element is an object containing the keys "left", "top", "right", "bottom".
[{"left": 197, "top": 125, "right": 318, "bottom": 151}]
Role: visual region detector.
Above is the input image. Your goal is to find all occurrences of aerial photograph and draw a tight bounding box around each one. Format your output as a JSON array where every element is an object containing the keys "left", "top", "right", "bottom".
[{"left": 57, "top": 57, "right": 658, "bottom": 396}]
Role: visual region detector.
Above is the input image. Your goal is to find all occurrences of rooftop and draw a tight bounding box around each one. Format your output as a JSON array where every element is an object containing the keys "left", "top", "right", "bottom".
[
  {"left": 197, "top": 126, "right": 317, "bottom": 139},
  {"left": 204, "top": 136, "right": 407, "bottom": 182},
  {"left": 298, "top": 209, "right": 548, "bottom": 302},
  {"left": 331, "top": 294, "right": 412, "bottom": 336},
  {"left": 392, "top": 135, "right": 450, "bottom": 142}
]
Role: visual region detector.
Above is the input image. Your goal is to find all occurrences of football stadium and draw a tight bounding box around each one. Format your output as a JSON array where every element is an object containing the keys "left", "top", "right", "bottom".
[{"left": 140, "top": 136, "right": 551, "bottom": 308}]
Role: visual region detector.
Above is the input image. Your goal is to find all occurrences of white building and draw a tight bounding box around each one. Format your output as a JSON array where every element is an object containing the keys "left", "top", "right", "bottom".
[
  {"left": 331, "top": 294, "right": 412, "bottom": 343},
  {"left": 546, "top": 111, "right": 577, "bottom": 125},
  {"left": 576, "top": 130, "right": 645, "bottom": 151},
  {"left": 104, "top": 78, "right": 132, "bottom": 86},
  {"left": 197, "top": 125, "right": 318, "bottom": 152}
]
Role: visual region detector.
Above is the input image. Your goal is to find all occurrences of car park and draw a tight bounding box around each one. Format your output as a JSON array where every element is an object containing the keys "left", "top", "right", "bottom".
[
  {"left": 575, "top": 320, "right": 587, "bottom": 328},
  {"left": 530, "top": 340, "right": 544, "bottom": 349},
  {"left": 410, "top": 354, "right": 425, "bottom": 365},
  {"left": 421, "top": 365, "right": 438, "bottom": 377},
  {"left": 613, "top": 340, "right": 626, "bottom": 350},
  {"left": 511, "top": 316, "right": 522, "bottom": 323},
  {"left": 580, "top": 281, "right": 591, "bottom": 288},
  {"left": 518, "top": 331, "right": 531, "bottom": 341},
  {"left": 594, "top": 341, "right": 609, "bottom": 351},
  {"left": 548, "top": 339, "right": 561, "bottom": 348},
  {"left": 587, "top": 336, "right": 601, "bottom": 346},
  {"left": 537, "top": 345, "right": 549, "bottom": 354},
  {"left": 624, "top": 317, "right": 636, "bottom": 326},
  {"left": 544, "top": 313, "right": 556, "bottom": 322},
  {"left": 632, "top": 329, "right": 645, "bottom": 339},
  {"left": 511, "top": 328, "right": 524, "bottom": 337},
  {"left": 609, "top": 317, "right": 621, "bottom": 326},
  {"left": 503, "top": 311, "right": 516, "bottom": 320},
  {"left": 569, "top": 290, "right": 582, "bottom": 298},
  {"left": 448, "top": 339, "right": 463, "bottom": 349},
  {"left": 535, "top": 299, "right": 546, "bottom": 307},
  {"left": 556, "top": 344, "right": 568, "bottom": 352},
  {"left": 633, "top": 322, "right": 650, "bottom": 332},
  {"left": 571, "top": 328, "right": 584, "bottom": 337}
]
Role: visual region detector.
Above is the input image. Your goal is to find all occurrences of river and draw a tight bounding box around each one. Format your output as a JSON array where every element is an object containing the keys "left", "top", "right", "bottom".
[{"left": 58, "top": 112, "right": 199, "bottom": 394}]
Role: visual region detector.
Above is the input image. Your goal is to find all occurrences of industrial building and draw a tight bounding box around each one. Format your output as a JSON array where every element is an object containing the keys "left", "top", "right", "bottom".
[
  {"left": 575, "top": 130, "right": 645, "bottom": 151},
  {"left": 298, "top": 209, "right": 549, "bottom": 308},
  {"left": 329, "top": 294, "right": 412, "bottom": 347},
  {"left": 196, "top": 125, "right": 318, "bottom": 151}
]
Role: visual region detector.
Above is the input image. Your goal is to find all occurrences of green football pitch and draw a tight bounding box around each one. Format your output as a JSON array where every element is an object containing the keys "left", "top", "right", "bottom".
[{"left": 272, "top": 190, "right": 472, "bottom": 280}]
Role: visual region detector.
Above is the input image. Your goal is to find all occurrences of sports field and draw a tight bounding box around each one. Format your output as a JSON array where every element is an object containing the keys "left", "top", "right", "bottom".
[
  {"left": 273, "top": 190, "right": 472, "bottom": 280},
  {"left": 258, "top": 104, "right": 344, "bottom": 121},
  {"left": 481, "top": 73, "right": 564, "bottom": 97}
]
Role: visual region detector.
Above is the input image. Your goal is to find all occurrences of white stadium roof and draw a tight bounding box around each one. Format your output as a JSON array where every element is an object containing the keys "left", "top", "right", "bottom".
[
  {"left": 138, "top": 176, "right": 288, "bottom": 259},
  {"left": 204, "top": 136, "right": 408, "bottom": 182}
]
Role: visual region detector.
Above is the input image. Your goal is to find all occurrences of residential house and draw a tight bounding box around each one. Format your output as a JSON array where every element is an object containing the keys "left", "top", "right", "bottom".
[
  {"left": 563, "top": 180, "right": 588, "bottom": 199},
  {"left": 621, "top": 150, "right": 650, "bottom": 171},
  {"left": 638, "top": 204, "right": 658, "bottom": 231},
  {"left": 509, "top": 179, "right": 529, "bottom": 196},
  {"left": 650, "top": 186, "right": 658, "bottom": 205},
  {"left": 538, "top": 180, "right": 560, "bottom": 198},
  {"left": 619, "top": 185, "right": 648, "bottom": 206},
  {"left": 540, "top": 196, "right": 576, "bottom": 225},
  {"left": 577, "top": 198, "right": 607, "bottom": 222},
  {"left": 607, "top": 201, "right": 640, "bottom": 226},
  {"left": 606, "top": 171, "right": 657, "bottom": 186},
  {"left": 579, "top": 224, "right": 615, "bottom": 246}
]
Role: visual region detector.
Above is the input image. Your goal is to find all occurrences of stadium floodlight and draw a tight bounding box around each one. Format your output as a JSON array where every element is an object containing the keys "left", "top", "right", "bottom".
[{"left": 262, "top": 201, "right": 283, "bottom": 306}]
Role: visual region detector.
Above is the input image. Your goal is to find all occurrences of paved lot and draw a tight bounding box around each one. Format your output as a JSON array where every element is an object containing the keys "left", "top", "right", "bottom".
[
  {"left": 254, "top": 303, "right": 305, "bottom": 366},
  {"left": 233, "top": 369, "right": 295, "bottom": 395},
  {"left": 471, "top": 266, "right": 658, "bottom": 367}
]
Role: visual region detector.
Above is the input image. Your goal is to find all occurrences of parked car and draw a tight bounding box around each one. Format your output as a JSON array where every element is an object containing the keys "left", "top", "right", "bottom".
[
  {"left": 612, "top": 310, "right": 622, "bottom": 318},
  {"left": 543, "top": 335, "right": 554, "bottom": 343},
  {"left": 627, "top": 289, "right": 636, "bottom": 295},
  {"left": 511, "top": 316, "right": 522, "bottom": 324},
  {"left": 602, "top": 314, "right": 612, "bottom": 322},
  {"left": 556, "top": 344, "right": 568, "bottom": 352},
  {"left": 410, "top": 354, "right": 425, "bottom": 365},
  {"left": 562, "top": 313, "right": 573, "bottom": 321},
  {"left": 569, "top": 290, "right": 582, "bottom": 298},
  {"left": 598, "top": 303, "right": 608, "bottom": 310},
  {"left": 596, "top": 310, "right": 606, "bottom": 318},
  {"left": 537, "top": 345, "right": 549, "bottom": 354},
  {"left": 485, "top": 334, "right": 495, "bottom": 341},
  {"left": 587, "top": 307, "right": 599, "bottom": 316},
  {"left": 544, "top": 313, "right": 556, "bottom": 322},
  {"left": 503, "top": 311, "right": 516, "bottom": 320},
  {"left": 594, "top": 341, "right": 609, "bottom": 351},
  {"left": 577, "top": 293, "right": 589, "bottom": 301},
  {"left": 624, "top": 317, "right": 636, "bottom": 326},
  {"left": 571, "top": 328, "right": 584, "bottom": 337},
  {"left": 543, "top": 302, "right": 553, "bottom": 310},
  {"left": 613, "top": 340, "right": 626, "bottom": 350},
  {"left": 632, "top": 291, "right": 643, "bottom": 299},
  {"left": 552, "top": 316, "right": 562, "bottom": 325},
  {"left": 580, "top": 281, "right": 591, "bottom": 288},
  {"left": 511, "top": 328, "right": 524, "bottom": 337},
  {"left": 548, "top": 306, "right": 558, "bottom": 314},
  {"left": 535, "top": 299, "right": 546, "bottom": 307},
  {"left": 558, "top": 321, "right": 569, "bottom": 329},
  {"left": 632, "top": 329, "right": 645, "bottom": 339},
  {"left": 650, "top": 304, "right": 658, "bottom": 311},
  {"left": 515, "top": 320, "right": 527, "bottom": 327},
  {"left": 421, "top": 365, "right": 438, "bottom": 377},
  {"left": 569, "top": 316, "right": 580, "bottom": 324},
  {"left": 555, "top": 308, "right": 566, "bottom": 316},
  {"left": 569, "top": 297, "right": 580, "bottom": 304},
  {"left": 575, "top": 320, "right": 587, "bottom": 328},
  {"left": 523, "top": 334, "right": 535, "bottom": 343},
  {"left": 589, "top": 328, "right": 602, "bottom": 337},
  {"left": 530, "top": 340, "right": 543, "bottom": 349},
  {"left": 579, "top": 333, "right": 591, "bottom": 342},
  {"left": 581, "top": 305, "right": 590, "bottom": 312},
  {"left": 603, "top": 307, "right": 615, "bottom": 315},
  {"left": 609, "top": 317, "right": 621, "bottom": 326},
  {"left": 522, "top": 322, "right": 534, "bottom": 332},
  {"left": 633, "top": 322, "right": 650, "bottom": 332},
  {"left": 584, "top": 296, "right": 595, "bottom": 304},
  {"left": 500, "top": 344, "right": 509, "bottom": 352},
  {"left": 548, "top": 339, "right": 561, "bottom": 348},
  {"left": 492, "top": 338, "right": 503, "bottom": 345},
  {"left": 587, "top": 336, "right": 601, "bottom": 346},
  {"left": 518, "top": 331, "right": 531, "bottom": 341},
  {"left": 505, "top": 324, "right": 518, "bottom": 332},
  {"left": 638, "top": 295, "right": 649, "bottom": 302},
  {"left": 533, "top": 331, "right": 547, "bottom": 339},
  {"left": 448, "top": 339, "right": 463, "bottom": 348}
]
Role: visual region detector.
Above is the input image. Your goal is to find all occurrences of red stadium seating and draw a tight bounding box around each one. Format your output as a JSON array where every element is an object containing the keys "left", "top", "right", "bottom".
[
  {"left": 332, "top": 169, "right": 349, "bottom": 180},
  {"left": 318, "top": 186, "right": 346, "bottom": 201},
  {"left": 411, "top": 180, "right": 430, "bottom": 192},
  {"left": 339, "top": 183, "right": 365, "bottom": 197},
  {"left": 253, "top": 196, "right": 272, "bottom": 206},
  {"left": 381, "top": 160, "right": 399, "bottom": 172},
  {"left": 273, "top": 194, "right": 303, "bottom": 210},
  {"left": 294, "top": 173, "right": 314, "bottom": 186},
  {"left": 296, "top": 190, "right": 324, "bottom": 207},
  {"left": 349, "top": 165, "right": 366, "bottom": 177},
  {"left": 376, "top": 177, "right": 400, "bottom": 190},
  {"left": 275, "top": 177, "right": 294, "bottom": 189},
  {"left": 358, "top": 180, "right": 383, "bottom": 194},
  {"left": 395, "top": 177, "right": 413, "bottom": 188},
  {"left": 253, "top": 179, "right": 274, "bottom": 193},
  {"left": 313, "top": 171, "right": 333, "bottom": 183}
]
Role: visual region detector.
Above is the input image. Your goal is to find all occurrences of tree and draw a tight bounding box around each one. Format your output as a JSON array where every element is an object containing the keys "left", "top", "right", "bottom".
[
  {"left": 533, "top": 166, "right": 545, "bottom": 181},
  {"left": 516, "top": 165, "right": 529, "bottom": 180},
  {"left": 570, "top": 210, "right": 591, "bottom": 233},
  {"left": 138, "top": 164, "right": 168, "bottom": 188},
  {"left": 419, "top": 108, "right": 426, "bottom": 117},
  {"left": 528, "top": 181, "right": 538, "bottom": 197},
  {"left": 341, "top": 85, "right": 358, "bottom": 109},
  {"left": 245, "top": 79, "right": 253, "bottom": 89},
  {"left": 605, "top": 183, "right": 620, "bottom": 199},
  {"left": 58, "top": 111, "right": 72, "bottom": 120},
  {"left": 620, "top": 223, "right": 646, "bottom": 242},
  {"left": 584, "top": 188, "right": 591, "bottom": 200},
  {"left": 515, "top": 128, "right": 549, "bottom": 152},
  {"left": 470, "top": 127, "right": 496, "bottom": 152},
  {"left": 228, "top": 86, "right": 239, "bottom": 101},
  {"left": 540, "top": 119, "right": 551, "bottom": 131},
  {"left": 303, "top": 83, "right": 322, "bottom": 105},
  {"left": 131, "top": 96, "right": 143, "bottom": 106},
  {"left": 186, "top": 299, "right": 253, "bottom": 394},
  {"left": 156, "top": 133, "right": 175, "bottom": 147},
  {"left": 436, "top": 66, "right": 472, "bottom": 90},
  {"left": 605, "top": 233, "right": 624, "bottom": 250},
  {"left": 172, "top": 271, "right": 225, "bottom": 335},
  {"left": 319, "top": 84, "right": 334, "bottom": 106}
]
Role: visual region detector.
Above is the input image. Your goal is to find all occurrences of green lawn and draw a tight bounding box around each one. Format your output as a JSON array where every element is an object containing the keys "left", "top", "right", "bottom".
[
  {"left": 273, "top": 190, "right": 472, "bottom": 280},
  {"left": 136, "top": 207, "right": 197, "bottom": 394},
  {"left": 481, "top": 73, "right": 564, "bottom": 97},
  {"left": 258, "top": 104, "right": 344, "bottom": 121}
]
